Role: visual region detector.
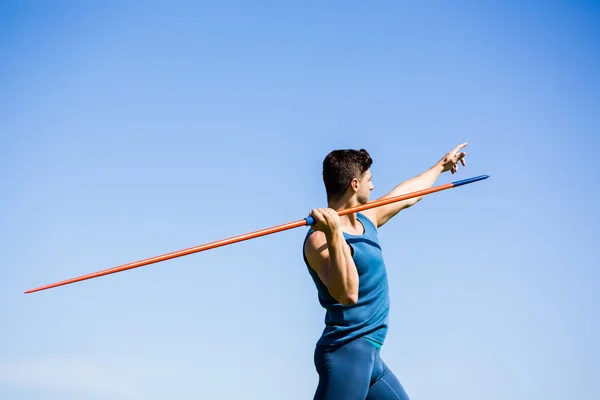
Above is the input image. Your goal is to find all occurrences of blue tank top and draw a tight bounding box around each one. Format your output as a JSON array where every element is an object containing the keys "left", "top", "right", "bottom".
[{"left": 303, "top": 212, "right": 390, "bottom": 348}]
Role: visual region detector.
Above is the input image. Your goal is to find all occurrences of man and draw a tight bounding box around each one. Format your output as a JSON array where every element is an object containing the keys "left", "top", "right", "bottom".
[{"left": 303, "top": 143, "right": 468, "bottom": 399}]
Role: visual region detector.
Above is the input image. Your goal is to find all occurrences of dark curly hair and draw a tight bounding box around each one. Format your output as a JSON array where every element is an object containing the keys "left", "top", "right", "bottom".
[{"left": 322, "top": 149, "right": 373, "bottom": 201}]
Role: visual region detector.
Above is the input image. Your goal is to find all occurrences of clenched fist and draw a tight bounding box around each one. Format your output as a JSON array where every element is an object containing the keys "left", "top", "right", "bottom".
[{"left": 308, "top": 208, "right": 341, "bottom": 236}]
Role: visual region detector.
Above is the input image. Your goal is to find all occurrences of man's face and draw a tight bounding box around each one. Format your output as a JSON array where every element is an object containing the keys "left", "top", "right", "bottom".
[{"left": 356, "top": 169, "right": 374, "bottom": 204}]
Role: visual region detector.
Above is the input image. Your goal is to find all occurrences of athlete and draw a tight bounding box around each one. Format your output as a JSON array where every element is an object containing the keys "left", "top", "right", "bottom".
[{"left": 303, "top": 143, "right": 468, "bottom": 399}]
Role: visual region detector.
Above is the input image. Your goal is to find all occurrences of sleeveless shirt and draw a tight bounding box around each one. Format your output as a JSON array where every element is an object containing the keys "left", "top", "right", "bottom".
[{"left": 303, "top": 212, "right": 390, "bottom": 347}]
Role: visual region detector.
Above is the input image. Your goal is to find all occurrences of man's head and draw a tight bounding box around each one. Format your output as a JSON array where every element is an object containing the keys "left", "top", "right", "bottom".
[{"left": 322, "top": 149, "right": 374, "bottom": 204}]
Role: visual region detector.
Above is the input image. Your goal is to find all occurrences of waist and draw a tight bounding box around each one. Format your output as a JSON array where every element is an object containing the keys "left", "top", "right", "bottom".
[{"left": 317, "top": 299, "right": 389, "bottom": 347}]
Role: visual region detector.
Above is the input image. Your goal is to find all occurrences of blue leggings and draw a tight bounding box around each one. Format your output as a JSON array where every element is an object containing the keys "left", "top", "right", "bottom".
[{"left": 313, "top": 338, "right": 410, "bottom": 400}]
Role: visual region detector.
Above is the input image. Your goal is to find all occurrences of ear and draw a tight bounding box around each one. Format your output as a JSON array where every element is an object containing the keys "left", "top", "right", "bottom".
[{"left": 350, "top": 178, "right": 359, "bottom": 192}]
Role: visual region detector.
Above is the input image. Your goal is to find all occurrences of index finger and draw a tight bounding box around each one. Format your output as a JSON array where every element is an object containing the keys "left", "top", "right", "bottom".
[
  {"left": 323, "top": 208, "right": 339, "bottom": 219},
  {"left": 311, "top": 208, "right": 324, "bottom": 221},
  {"left": 453, "top": 142, "right": 468, "bottom": 153}
]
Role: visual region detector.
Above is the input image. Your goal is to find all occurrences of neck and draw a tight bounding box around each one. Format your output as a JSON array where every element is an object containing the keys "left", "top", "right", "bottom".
[{"left": 328, "top": 195, "right": 362, "bottom": 229}]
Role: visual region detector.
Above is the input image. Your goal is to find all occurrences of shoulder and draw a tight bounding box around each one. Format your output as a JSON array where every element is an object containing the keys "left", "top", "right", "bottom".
[
  {"left": 304, "top": 230, "right": 327, "bottom": 254},
  {"left": 303, "top": 230, "right": 329, "bottom": 273}
]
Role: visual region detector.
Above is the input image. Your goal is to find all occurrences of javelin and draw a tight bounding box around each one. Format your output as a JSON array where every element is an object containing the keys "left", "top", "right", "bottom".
[{"left": 24, "top": 175, "right": 488, "bottom": 294}]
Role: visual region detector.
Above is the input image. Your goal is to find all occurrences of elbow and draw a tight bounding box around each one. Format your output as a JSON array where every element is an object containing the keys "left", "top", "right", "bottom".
[
  {"left": 337, "top": 291, "right": 358, "bottom": 306},
  {"left": 328, "top": 286, "right": 358, "bottom": 306}
]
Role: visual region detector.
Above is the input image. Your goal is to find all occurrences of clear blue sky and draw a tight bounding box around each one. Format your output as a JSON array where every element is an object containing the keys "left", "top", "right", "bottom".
[{"left": 1, "top": 1, "right": 598, "bottom": 399}]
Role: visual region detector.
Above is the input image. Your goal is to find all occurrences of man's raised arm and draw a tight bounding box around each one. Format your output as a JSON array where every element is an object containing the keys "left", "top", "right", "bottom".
[{"left": 374, "top": 143, "right": 468, "bottom": 228}]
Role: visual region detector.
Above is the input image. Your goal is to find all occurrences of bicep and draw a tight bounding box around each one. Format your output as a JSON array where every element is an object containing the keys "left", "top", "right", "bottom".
[{"left": 304, "top": 232, "right": 354, "bottom": 285}]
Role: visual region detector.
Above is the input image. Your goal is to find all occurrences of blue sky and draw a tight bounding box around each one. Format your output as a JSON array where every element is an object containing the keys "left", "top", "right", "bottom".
[{"left": 1, "top": 1, "right": 598, "bottom": 399}]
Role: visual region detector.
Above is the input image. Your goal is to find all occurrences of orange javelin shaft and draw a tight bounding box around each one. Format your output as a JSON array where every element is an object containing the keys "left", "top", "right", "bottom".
[{"left": 24, "top": 175, "right": 488, "bottom": 294}]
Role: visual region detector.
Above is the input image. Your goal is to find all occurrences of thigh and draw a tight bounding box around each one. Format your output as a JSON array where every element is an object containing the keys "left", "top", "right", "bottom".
[
  {"left": 366, "top": 361, "right": 410, "bottom": 400},
  {"left": 313, "top": 339, "right": 376, "bottom": 400}
]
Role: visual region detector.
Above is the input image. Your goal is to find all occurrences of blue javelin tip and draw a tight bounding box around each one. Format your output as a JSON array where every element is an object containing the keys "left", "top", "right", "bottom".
[{"left": 452, "top": 175, "right": 490, "bottom": 187}]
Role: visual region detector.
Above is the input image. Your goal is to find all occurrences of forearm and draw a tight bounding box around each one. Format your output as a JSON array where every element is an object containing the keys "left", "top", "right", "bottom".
[
  {"left": 375, "top": 144, "right": 466, "bottom": 227},
  {"left": 325, "top": 228, "right": 359, "bottom": 305}
]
